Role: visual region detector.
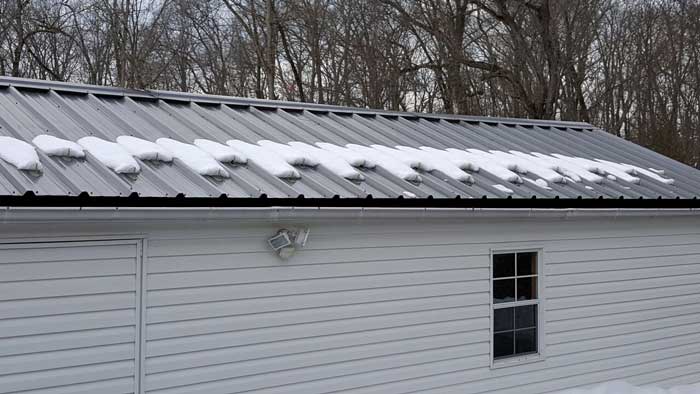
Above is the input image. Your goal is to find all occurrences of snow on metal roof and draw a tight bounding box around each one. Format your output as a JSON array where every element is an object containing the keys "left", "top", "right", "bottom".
[{"left": 0, "top": 76, "right": 698, "bottom": 203}]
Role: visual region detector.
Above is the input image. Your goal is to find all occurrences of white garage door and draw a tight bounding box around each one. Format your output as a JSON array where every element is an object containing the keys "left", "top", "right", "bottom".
[{"left": 0, "top": 240, "right": 142, "bottom": 394}]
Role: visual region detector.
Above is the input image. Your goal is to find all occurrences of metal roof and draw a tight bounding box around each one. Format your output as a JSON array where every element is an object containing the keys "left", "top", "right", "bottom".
[{"left": 0, "top": 76, "right": 699, "bottom": 207}]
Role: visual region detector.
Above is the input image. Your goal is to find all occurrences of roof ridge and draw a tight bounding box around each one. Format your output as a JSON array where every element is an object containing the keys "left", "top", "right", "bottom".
[{"left": 0, "top": 76, "right": 595, "bottom": 129}]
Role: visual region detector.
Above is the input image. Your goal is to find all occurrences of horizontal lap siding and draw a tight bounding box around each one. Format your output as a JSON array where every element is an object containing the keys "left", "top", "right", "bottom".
[
  {"left": 0, "top": 241, "right": 140, "bottom": 394},
  {"left": 143, "top": 226, "right": 491, "bottom": 394},
  {"left": 122, "top": 217, "right": 700, "bottom": 392}
]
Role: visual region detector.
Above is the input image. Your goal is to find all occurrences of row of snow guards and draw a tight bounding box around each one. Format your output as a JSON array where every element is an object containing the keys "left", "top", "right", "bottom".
[{"left": 0, "top": 76, "right": 699, "bottom": 209}]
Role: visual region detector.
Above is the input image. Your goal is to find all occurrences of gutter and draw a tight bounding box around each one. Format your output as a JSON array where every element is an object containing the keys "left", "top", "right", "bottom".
[{"left": 1, "top": 205, "right": 698, "bottom": 223}]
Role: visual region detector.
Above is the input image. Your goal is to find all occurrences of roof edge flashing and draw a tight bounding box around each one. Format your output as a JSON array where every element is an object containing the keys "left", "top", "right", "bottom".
[{"left": 1, "top": 195, "right": 699, "bottom": 210}]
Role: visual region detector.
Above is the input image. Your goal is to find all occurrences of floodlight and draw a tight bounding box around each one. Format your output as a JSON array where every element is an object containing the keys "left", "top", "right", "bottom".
[{"left": 268, "top": 230, "right": 293, "bottom": 251}]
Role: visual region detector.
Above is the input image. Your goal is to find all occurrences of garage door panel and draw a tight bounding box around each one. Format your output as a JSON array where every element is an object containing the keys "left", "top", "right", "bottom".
[
  {"left": 0, "top": 244, "right": 138, "bottom": 264},
  {"left": 0, "top": 241, "right": 141, "bottom": 394},
  {"left": 0, "top": 309, "right": 137, "bottom": 337},
  {"left": 0, "top": 258, "right": 137, "bottom": 282},
  {"left": 14, "top": 377, "right": 137, "bottom": 394},
  {"left": 0, "top": 326, "right": 136, "bottom": 357},
  {"left": 0, "top": 343, "right": 135, "bottom": 375},
  {"left": 0, "top": 293, "right": 136, "bottom": 319},
  {"left": 0, "top": 360, "right": 135, "bottom": 393},
  {"left": 0, "top": 275, "right": 136, "bottom": 301}
]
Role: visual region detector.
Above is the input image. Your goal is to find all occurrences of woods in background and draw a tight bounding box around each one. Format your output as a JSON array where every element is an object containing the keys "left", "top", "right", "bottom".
[{"left": 1, "top": 0, "right": 698, "bottom": 167}]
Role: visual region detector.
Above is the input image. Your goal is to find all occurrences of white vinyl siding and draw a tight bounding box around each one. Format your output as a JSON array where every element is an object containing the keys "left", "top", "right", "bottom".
[
  {"left": 141, "top": 230, "right": 490, "bottom": 394},
  {"left": 135, "top": 217, "right": 700, "bottom": 393},
  {"left": 0, "top": 240, "right": 142, "bottom": 394},
  {"left": 0, "top": 215, "right": 699, "bottom": 393}
]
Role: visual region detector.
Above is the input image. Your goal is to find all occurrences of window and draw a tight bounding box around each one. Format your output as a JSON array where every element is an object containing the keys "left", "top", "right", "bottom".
[{"left": 492, "top": 251, "right": 541, "bottom": 362}]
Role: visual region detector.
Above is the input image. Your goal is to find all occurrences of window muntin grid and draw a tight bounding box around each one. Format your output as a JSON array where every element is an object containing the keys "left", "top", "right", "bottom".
[{"left": 492, "top": 251, "right": 540, "bottom": 361}]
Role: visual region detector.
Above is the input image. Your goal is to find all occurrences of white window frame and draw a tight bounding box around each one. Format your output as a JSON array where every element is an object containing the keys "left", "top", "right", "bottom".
[{"left": 490, "top": 248, "right": 546, "bottom": 368}]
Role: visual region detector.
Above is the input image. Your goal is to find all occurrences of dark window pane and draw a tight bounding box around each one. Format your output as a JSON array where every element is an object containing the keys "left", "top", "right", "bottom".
[
  {"left": 493, "top": 253, "right": 515, "bottom": 278},
  {"left": 517, "top": 252, "right": 538, "bottom": 276},
  {"left": 494, "top": 307, "right": 514, "bottom": 332},
  {"left": 493, "top": 279, "right": 515, "bottom": 304},
  {"left": 517, "top": 277, "right": 537, "bottom": 301},
  {"left": 515, "top": 328, "right": 538, "bottom": 354},
  {"left": 514, "top": 305, "right": 537, "bottom": 329},
  {"left": 494, "top": 331, "right": 515, "bottom": 359}
]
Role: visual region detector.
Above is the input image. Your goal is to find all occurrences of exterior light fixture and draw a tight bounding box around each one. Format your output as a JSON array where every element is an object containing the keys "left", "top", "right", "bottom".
[{"left": 267, "top": 228, "right": 310, "bottom": 260}]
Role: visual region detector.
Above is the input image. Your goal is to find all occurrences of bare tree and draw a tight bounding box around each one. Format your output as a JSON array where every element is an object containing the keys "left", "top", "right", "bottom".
[{"left": 223, "top": 0, "right": 278, "bottom": 99}]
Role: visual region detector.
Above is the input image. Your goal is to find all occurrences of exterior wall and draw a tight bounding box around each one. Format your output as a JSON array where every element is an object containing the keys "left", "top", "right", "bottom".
[
  {"left": 0, "top": 240, "right": 142, "bottom": 393},
  {"left": 0, "top": 213, "right": 699, "bottom": 393}
]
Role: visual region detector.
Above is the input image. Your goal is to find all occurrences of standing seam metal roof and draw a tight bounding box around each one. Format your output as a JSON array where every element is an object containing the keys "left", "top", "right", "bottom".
[{"left": 0, "top": 76, "right": 699, "bottom": 203}]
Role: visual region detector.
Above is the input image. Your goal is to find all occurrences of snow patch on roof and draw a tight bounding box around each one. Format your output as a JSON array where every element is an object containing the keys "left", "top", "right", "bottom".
[
  {"left": 227, "top": 140, "right": 301, "bottom": 179},
  {"left": 288, "top": 142, "right": 363, "bottom": 180},
  {"left": 371, "top": 145, "right": 425, "bottom": 170},
  {"left": 315, "top": 142, "right": 376, "bottom": 168},
  {"left": 258, "top": 140, "right": 319, "bottom": 166},
  {"left": 492, "top": 184, "right": 514, "bottom": 194},
  {"left": 117, "top": 136, "right": 173, "bottom": 162},
  {"left": 591, "top": 159, "right": 641, "bottom": 184},
  {"left": 156, "top": 138, "right": 229, "bottom": 178},
  {"left": 0, "top": 136, "right": 43, "bottom": 171},
  {"left": 447, "top": 149, "right": 522, "bottom": 183},
  {"left": 525, "top": 178, "right": 551, "bottom": 190},
  {"left": 493, "top": 150, "right": 565, "bottom": 183},
  {"left": 395, "top": 146, "right": 474, "bottom": 183},
  {"left": 194, "top": 139, "right": 247, "bottom": 164},
  {"left": 627, "top": 164, "right": 674, "bottom": 185},
  {"left": 347, "top": 144, "right": 422, "bottom": 182},
  {"left": 419, "top": 147, "right": 480, "bottom": 172},
  {"left": 78, "top": 136, "right": 140, "bottom": 174},
  {"left": 470, "top": 149, "right": 524, "bottom": 174},
  {"left": 531, "top": 153, "right": 605, "bottom": 183},
  {"left": 5, "top": 132, "right": 680, "bottom": 192},
  {"left": 597, "top": 159, "right": 674, "bottom": 184},
  {"left": 552, "top": 154, "right": 606, "bottom": 174},
  {"left": 32, "top": 135, "right": 85, "bottom": 158}
]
